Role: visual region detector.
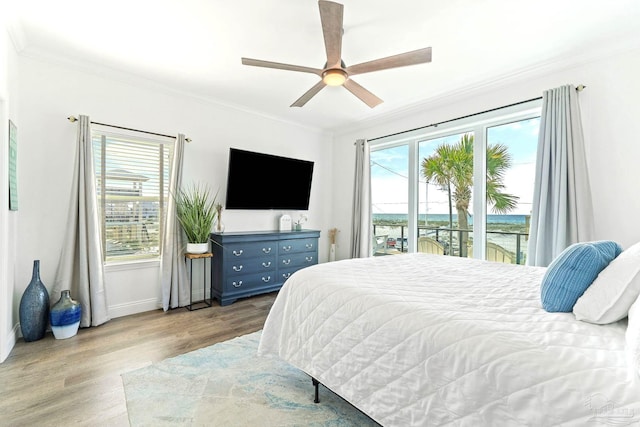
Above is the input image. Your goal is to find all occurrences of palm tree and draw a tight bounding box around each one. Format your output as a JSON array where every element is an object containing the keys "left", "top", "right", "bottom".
[{"left": 421, "top": 133, "right": 518, "bottom": 256}]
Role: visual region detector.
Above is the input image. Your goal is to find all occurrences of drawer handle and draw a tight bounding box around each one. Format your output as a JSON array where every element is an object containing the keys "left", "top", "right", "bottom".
[
  {"left": 232, "top": 281, "right": 243, "bottom": 288},
  {"left": 282, "top": 245, "right": 292, "bottom": 252},
  {"left": 262, "top": 276, "right": 271, "bottom": 283},
  {"left": 262, "top": 261, "right": 271, "bottom": 268},
  {"left": 232, "top": 265, "right": 243, "bottom": 271},
  {"left": 305, "top": 243, "right": 313, "bottom": 249},
  {"left": 232, "top": 249, "right": 244, "bottom": 256},
  {"left": 282, "top": 273, "right": 291, "bottom": 279},
  {"left": 305, "top": 256, "right": 313, "bottom": 262},
  {"left": 282, "top": 259, "right": 291, "bottom": 265},
  {"left": 262, "top": 247, "right": 272, "bottom": 254}
]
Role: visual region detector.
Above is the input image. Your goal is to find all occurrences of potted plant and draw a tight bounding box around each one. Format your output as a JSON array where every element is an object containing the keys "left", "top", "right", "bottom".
[{"left": 175, "top": 183, "right": 218, "bottom": 254}]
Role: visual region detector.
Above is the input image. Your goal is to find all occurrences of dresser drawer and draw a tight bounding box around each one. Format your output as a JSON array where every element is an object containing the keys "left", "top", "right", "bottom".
[
  {"left": 223, "top": 241, "right": 277, "bottom": 260},
  {"left": 224, "top": 254, "right": 276, "bottom": 276},
  {"left": 279, "top": 266, "right": 311, "bottom": 282},
  {"left": 224, "top": 272, "right": 277, "bottom": 293},
  {"left": 279, "top": 238, "right": 317, "bottom": 255},
  {"left": 279, "top": 252, "right": 317, "bottom": 269}
]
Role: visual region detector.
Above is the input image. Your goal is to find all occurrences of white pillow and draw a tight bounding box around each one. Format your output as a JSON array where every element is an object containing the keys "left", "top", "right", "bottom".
[
  {"left": 626, "top": 296, "right": 640, "bottom": 379},
  {"left": 573, "top": 241, "right": 640, "bottom": 324}
]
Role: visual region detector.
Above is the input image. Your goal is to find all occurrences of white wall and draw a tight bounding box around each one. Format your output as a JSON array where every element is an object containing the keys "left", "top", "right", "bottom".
[
  {"left": 330, "top": 47, "right": 640, "bottom": 260},
  {"left": 0, "top": 13, "right": 20, "bottom": 362},
  {"left": 13, "top": 56, "right": 332, "bottom": 335}
]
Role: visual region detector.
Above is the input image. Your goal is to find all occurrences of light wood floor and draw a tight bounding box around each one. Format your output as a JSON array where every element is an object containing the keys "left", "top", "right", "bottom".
[{"left": 0, "top": 292, "right": 277, "bottom": 426}]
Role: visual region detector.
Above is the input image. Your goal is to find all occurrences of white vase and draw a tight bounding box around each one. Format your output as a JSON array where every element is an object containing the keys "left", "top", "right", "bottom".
[
  {"left": 329, "top": 243, "right": 336, "bottom": 262},
  {"left": 187, "top": 242, "right": 209, "bottom": 254}
]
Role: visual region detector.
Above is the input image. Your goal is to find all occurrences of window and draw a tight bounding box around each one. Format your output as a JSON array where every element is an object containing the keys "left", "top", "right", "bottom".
[
  {"left": 370, "top": 100, "right": 541, "bottom": 263},
  {"left": 371, "top": 145, "right": 409, "bottom": 253},
  {"left": 92, "top": 129, "right": 174, "bottom": 262}
]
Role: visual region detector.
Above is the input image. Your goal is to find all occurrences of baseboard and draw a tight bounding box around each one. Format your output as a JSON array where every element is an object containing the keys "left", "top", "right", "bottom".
[
  {"left": 108, "top": 298, "right": 161, "bottom": 319},
  {"left": 107, "top": 288, "right": 212, "bottom": 318},
  {"left": 0, "top": 323, "right": 19, "bottom": 363}
]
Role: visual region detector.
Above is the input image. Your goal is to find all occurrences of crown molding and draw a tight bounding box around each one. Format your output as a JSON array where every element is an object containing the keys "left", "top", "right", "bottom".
[
  {"left": 4, "top": 10, "right": 27, "bottom": 52},
  {"left": 332, "top": 36, "right": 640, "bottom": 138},
  {"left": 17, "top": 47, "right": 332, "bottom": 138}
]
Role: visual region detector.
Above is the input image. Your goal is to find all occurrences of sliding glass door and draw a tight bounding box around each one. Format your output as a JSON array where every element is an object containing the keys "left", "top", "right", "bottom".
[
  {"left": 484, "top": 118, "right": 540, "bottom": 264},
  {"left": 370, "top": 101, "right": 541, "bottom": 263},
  {"left": 370, "top": 145, "right": 409, "bottom": 255},
  {"left": 418, "top": 132, "right": 473, "bottom": 257}
]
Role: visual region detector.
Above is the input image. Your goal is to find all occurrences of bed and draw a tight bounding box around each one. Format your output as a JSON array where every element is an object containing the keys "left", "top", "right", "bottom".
[{"left": 258, "top": 252, "right": 640, "bottom": 426}]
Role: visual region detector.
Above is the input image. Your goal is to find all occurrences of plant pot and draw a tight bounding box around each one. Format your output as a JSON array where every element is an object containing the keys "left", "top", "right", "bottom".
[{"left": 187, "top": 242, "right": 209, "bottom": 254}]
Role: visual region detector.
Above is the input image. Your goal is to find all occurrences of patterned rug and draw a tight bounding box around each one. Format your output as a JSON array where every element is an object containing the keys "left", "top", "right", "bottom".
[{"left": 121, "top": 331, "right": 379, "bottom": 426}]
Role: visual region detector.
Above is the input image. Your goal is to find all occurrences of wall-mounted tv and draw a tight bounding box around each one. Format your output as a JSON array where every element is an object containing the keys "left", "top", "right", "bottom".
[{"left": 224, "top": 148, "right": 314, "bottom": 210}]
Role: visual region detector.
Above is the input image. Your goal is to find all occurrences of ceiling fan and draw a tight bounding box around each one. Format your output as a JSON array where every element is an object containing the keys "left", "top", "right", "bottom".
[{"left": 241, "top": 0, "right": 432, "bottom": 108}]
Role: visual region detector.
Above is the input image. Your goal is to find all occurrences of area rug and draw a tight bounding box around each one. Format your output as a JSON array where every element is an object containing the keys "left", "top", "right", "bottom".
[{"left": 121, "top": 331, "right": 380, "bottom": 426}]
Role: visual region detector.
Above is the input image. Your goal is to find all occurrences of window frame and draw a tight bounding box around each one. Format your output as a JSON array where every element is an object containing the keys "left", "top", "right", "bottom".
[
  {"left": 370, "top": 100, "right": 541, "bottom": 260},
  {"left": 91, "top": 127, "right": 174, "bottom": 264}
]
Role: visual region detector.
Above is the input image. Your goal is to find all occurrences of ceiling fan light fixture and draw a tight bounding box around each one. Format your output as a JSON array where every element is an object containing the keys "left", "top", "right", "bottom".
[{"left": 322, "top": 69, "right": 347, "bottom": 86}]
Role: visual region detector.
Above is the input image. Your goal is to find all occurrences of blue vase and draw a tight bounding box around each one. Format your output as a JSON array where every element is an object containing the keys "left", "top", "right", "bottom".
[
  {"left": 19, "top": 260, "right": 50, "bottom": 342},
  {"left": 50, "top": 290, "right": 82, "bottom": 339}
]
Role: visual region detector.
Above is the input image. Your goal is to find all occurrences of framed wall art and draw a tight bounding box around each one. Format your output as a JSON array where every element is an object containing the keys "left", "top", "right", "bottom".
[{"left": 9, "top": 119, "right": 17, "bottom": 210}]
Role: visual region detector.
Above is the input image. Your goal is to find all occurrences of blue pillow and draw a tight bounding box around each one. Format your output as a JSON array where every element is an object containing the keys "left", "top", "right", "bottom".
[{"left": 541, "top": 241, "right": 622, "bottom": 312}]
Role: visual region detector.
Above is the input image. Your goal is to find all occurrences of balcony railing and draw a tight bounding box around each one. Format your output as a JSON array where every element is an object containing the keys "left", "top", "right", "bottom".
[{"left": 373, "top": 224, "right": 529, "bottom": 265}]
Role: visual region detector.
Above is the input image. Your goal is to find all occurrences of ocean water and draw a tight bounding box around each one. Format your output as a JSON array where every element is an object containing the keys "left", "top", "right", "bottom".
[{"left": 373, "top": 213, "right": 527, "bottom": 225}]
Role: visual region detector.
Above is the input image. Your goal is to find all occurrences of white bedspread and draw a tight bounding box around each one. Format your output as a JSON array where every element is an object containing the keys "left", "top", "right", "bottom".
[{"left": 258, "top": 253, "right": 640, "bottom": 426}]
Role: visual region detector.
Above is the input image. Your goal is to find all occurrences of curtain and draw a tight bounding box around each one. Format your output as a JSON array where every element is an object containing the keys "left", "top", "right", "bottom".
[
  {"left": 350, "top": 138, "right": 372, "bottom": 258},
  {"left": 53, "top": 115, "right": 110, "bottom": 327},
  {"left": 527, "top": 85, "right": 595, "bottom": 266},
  {"left": 161, "top": 134, "right": 188, "bottom": 310}
]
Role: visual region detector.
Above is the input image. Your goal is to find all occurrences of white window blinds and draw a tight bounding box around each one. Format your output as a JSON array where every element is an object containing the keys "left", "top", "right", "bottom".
[{"left": 92, "top": 130, "right": 174, "bottom": 262}]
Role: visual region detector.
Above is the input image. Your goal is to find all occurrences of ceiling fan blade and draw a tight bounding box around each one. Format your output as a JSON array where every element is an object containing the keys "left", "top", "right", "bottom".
[
  {"left": 291, "top": 80, "right": 327, "bottom": 107},
  {"left": 241, "top": 58, "right": 322, "bottom": 76},
  {"left": 318, "top": 0, "right": 343, "bottom": 68},
  {"left": 346, "top": 47, "right": 432, "bottom": 76},
  {"left": 343, "top": 79, "right": 383, "bottom": 108}
]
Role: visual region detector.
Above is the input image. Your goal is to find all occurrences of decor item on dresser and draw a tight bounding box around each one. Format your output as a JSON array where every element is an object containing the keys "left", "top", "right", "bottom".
[
  {"left": 279, "top": 214, "right": 292, "bottom": 232},
  {"left": 175, "top": 183, "right": 218, "bottom": 254},
  {"left": 19, "top": 260, "right": 50, "bottom": 342},
  {"left": 328, "top": 228, "right": 338, "bottom": 262},
  {"left": 49, "top": 290, "right": 82, "bottom": 339},
  {"left": 294, "top": 214, "right": 308, "bottom": 231},
  {"left": 210, "top": 230, "right": 320, "bottom": 306},
  {"left": 213, "top": 203, "right": 225, "bottom": 233}
]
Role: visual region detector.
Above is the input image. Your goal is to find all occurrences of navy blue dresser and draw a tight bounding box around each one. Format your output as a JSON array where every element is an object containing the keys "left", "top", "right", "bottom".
[{"left": 210, "top": 230, "right": 320, "bottom": 306}]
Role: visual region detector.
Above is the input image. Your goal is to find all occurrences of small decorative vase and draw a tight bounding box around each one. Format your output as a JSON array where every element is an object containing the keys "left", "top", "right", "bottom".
[
  {"left": 214, "top": 217, "right": 225, "bottom": 234},
  {"left": 294, "top": 224, "right": 302, "bottom": 231},
  {"left": 213, "top": 205, "right": 225, "bottom": 234},
  {"left": 19, "top": 260, "right": 50, "bottom": 342},
  {"left": 50, "top": 290, "right": 82, "bottom": 339},
  {"left": 187, "top": 242, "right": 209, "bottom": 254}
]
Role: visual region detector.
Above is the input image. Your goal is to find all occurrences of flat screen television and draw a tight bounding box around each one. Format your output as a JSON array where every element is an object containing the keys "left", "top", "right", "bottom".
[{"left": 224, "top": 148, "right": 314, "bottom": 210}]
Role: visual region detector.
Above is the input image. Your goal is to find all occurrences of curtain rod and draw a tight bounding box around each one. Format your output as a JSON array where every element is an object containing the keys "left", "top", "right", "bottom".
[
  {"left": 67, "top": 116, "right": 191, "bottom": 143},
  {"left": 367, "top": 84, "right": 586, "bottom": 143}
]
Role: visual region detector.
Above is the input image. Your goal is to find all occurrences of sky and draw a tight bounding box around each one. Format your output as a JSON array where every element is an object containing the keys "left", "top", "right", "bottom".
[{"left": 370, "top": 117, "right": 540, "bottom": 216}]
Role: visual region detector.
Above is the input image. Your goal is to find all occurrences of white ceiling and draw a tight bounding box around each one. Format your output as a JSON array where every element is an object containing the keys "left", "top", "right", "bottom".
[{"left": 7, "top": 0, "right": 640, "bottom": 132}]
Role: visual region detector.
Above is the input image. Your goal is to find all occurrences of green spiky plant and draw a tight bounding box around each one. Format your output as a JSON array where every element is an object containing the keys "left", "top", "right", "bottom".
[{"left": 174, "top": 183, "right": 218, "bottom": 244}]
